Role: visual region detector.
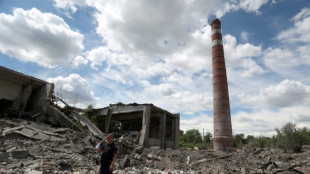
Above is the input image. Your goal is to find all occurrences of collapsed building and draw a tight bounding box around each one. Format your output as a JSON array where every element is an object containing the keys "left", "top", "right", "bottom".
[
  {"left": 0, "top": 66, "right": 54, "bottom": 119},
  {"left": 87, "top": 103, "right": 180, "bottom": 149},
  {"left": 0, "top": 66, "right": 180, "bottom": 149}
]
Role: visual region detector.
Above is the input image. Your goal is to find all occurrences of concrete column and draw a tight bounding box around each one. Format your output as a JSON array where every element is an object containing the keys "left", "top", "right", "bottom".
[
  {"left": 105, "top": 108, "right": 112, "bottom": 133},
  {"left": 19, "top": 83, "right": 33, "bottom": 118},
  {"left": 211, "top": 18, "right": 233, "bottom": 151},
  {"left": 174, "top": 114, "right": 180, "bottom": 149},
  {"left": 139, "top": 105, "right": 151, "bottom": 146},
  {"left": 161, "top": 112, "right": 166, "bottom": 149}
]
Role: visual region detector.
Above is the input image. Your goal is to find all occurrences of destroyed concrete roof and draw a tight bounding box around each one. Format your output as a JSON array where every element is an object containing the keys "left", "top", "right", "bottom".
[
  {"left": 85, "top": 102, "right": 179, "bottom": 117},
  {"left": 0, "top": 66, "right": 48, "bottom": 88}
]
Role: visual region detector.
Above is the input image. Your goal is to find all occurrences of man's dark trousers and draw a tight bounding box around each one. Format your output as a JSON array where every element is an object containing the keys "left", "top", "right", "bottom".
[{"left": 100, "top": 163, "right": 112, "bottom": 174}]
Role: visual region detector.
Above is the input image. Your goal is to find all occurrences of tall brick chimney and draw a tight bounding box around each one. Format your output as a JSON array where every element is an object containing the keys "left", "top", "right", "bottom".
[{"left": 211, "top": 19, "right": 233, "bottom": 151}]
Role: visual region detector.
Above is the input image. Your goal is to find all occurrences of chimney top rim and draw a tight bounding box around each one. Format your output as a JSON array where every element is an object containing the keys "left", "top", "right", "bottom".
[{"left": 211, "top": 18, "right": 221, "bottom": 26}]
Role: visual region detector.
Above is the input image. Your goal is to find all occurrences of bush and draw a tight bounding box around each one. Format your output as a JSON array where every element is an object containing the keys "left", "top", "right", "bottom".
[
  {"left": 274, "top": 122, "right": 310, "bottom": 151},
  {"left": 248, "top": 136, "right": 274, "bottom": 148},
  {"left": 203, "top": 132, "right": 212, "bottom": 144},
  {"left": 233, "top": 134, "right": 247, "bottom": 148}
]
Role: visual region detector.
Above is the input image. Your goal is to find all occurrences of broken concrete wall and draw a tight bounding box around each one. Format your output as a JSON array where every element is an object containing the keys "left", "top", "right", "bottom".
[
  {"left": 0, "top": 79, "right": 24, "bottom": 110},
  {"left": 0, "top": 66, "right": 53, "bottom": 117},
  {"left": 0, "top": 66, "right": 105, "bottom": 142},
  {"left": 26, "top": 83, "right": 54, "bottom": 113}
]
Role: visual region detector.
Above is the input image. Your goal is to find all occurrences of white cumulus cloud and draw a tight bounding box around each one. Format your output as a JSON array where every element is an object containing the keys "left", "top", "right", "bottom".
[
  {"left": 263, "top": 8, "right": 310, "bottom": 77},
  {"left": 238, "top": 79, "right": 310, "bottom": 107},
  {"left": 0, "top": 8, "right": 84, "bottom": 68},
  {"left": 53, "top": 0, "right": 89, "bottom": 13},
  {"left": 277, "top": 8, "right": 310, "bottom": 44},
  {"left": 239, "top": 0, "right": 270, "bottom": 13},
  {"left": 47, "top": 74, "right": 99, "bottom": 108},
  {"left": 232, "top": 106, "right": 310, "bottom": 136},
  {"left": 72, "top": 56, "right": 88, "bottom": 68}
]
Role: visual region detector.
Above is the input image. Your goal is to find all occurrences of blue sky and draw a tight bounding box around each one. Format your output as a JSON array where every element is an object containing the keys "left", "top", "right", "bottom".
[{"left": 1, "top": 0, "right": 310, "bottom": 136}]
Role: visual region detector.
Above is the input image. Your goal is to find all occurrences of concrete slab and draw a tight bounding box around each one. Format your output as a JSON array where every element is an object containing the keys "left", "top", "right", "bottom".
[
  {"left": 50, "top": 136, "right": 65, "bottom": 141},
  {"left": 3, "top": 125, "right": 25, "bottom": 135},
  {"left": 49, "top": 127, "right": 69, "bottom": 133},
  {"left": 28, "top": 122, "right": 51, "bottom": 131},
  {"left": 46, "top": 105, "right": 83, "bottom": 132},
  {"left": 11, "top": 149, "right": 29, "bottom": 159},
  {"left": 15, "top": 127, "right": 50, "bottom": 140},
  {"left": 70, "top": 111, "right": 105, "bottom": 139},
  {"left": 32, "top": 132, "right": 50, "bottom": 140}
]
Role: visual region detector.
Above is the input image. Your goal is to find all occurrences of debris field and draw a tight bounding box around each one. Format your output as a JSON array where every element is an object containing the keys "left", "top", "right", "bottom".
[{"left": 1, "top": 118, "right": 310, "bottom": 174}]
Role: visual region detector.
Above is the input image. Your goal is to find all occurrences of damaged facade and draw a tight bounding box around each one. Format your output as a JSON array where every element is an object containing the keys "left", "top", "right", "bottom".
[
  {"left": 0, "top": 66, "right": 180, "bottom": 149},
  {"left": 0, "top": 66, "right": 54, "bottom": 119},
  {"left": 87, "top": 103, "right": 180, "bottom": 149}
]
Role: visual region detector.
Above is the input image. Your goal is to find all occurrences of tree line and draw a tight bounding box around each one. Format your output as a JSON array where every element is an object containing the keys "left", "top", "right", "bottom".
[{"left": 180, "top": 122, "right": 310, "bottom": 151}]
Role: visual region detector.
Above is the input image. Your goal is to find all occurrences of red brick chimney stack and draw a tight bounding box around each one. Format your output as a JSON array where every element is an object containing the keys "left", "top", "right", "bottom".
[{"left": 211, "top": 19, "right": 233, "bottom": 151}]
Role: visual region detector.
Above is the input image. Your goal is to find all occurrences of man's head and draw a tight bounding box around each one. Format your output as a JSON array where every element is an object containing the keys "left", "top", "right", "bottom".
[{"left": 107, "top": 134, "right": 114, "bottom": 144}]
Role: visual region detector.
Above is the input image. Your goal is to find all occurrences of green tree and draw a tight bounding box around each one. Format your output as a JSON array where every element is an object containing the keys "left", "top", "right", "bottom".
[
  {"left": 234, "top": 133, "right": 247, "bottom": 148},
  {"left": 274, "top": 122, "right": 306, "bottom": 151},
  {"left": 203, "top": 132, "right": 212, "bottom": 144},
  {"left": 180, "top": 129, "right": 203, "bottom": 145},
  {"left": 298, "top": 127, "right": 310, "bottom": 145},
  {"left": 82, "top": 104, "right": 93, "bottom": 118},
  {"left": 246, "top": 135, "right": 255, "bottom": 144}
]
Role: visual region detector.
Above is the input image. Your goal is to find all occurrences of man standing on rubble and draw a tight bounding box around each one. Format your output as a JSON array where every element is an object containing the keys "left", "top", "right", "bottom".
[{"left": 97, "top": 134, "right": 117, "bottom": 174}]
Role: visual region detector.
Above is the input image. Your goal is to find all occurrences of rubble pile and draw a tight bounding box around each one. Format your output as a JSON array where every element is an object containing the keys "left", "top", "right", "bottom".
[
  {"left": 0, "top": 118, "right": 100, "bottom": 174},
  {"left": 116, "top": 140, "right": 310, "bottom": 174},
  {"left": 1, "top": 118, "right": 310, "bottom": 174}
]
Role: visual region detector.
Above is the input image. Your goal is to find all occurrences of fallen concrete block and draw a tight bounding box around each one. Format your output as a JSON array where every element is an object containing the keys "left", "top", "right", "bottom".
[
  {"left": 0, "top": 152, "right": 10, "bottom": 162},
  {"left": 147, "top": 153, "right": 153, "bottom": 159},
  {"left": 134, "top": 146, "right": 144, "bottom": 154},
  {"left": 59, "top": 162, "right": 73, "bottom": 171},
  {"left": 11, "top": 149, "right": 29, "bottom": 159},
  {"left": 294, "top": 167, "right": 310, "bottom": 174}
]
